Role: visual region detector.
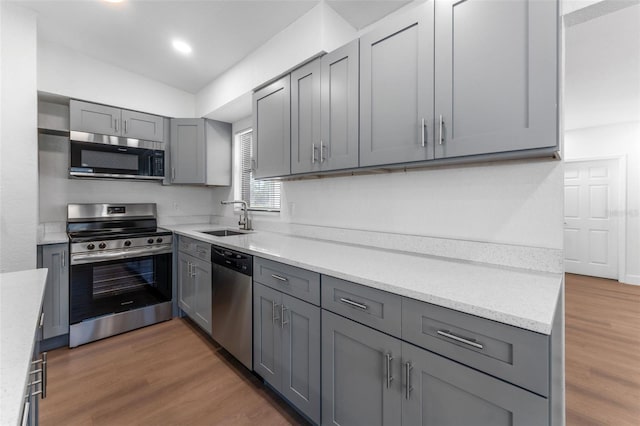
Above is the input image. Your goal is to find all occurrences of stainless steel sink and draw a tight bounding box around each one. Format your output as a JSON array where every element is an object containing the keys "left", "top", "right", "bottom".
[{"left": 198, "top": 229, "right": 249, "bottom": 237}]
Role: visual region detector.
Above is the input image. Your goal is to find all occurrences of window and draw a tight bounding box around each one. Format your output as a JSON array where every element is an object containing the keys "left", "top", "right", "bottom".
[{"left": 235, "top": 129, "right": 281, "bottom": 211}]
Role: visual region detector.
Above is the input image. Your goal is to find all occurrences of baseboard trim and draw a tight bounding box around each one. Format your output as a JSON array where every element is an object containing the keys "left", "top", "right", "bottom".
[{"left": 622, "top": 274, "right": 640, "bottom": 286}]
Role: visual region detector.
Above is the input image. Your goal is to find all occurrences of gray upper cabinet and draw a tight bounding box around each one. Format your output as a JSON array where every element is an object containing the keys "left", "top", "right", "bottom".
[
  {"left": 38, "top": 244, "right": 69, "bottom": 340},
  {"left": 359, "top": 1, "right": 434, "bottom": 167},
  {"left": 291, "top": 58, "right": 322, "bottom": 174},
  {"left": 434, "top": 0, "right": 558, "bottom": 158},
  {"left": 121, "top": 109, "right": 164, "bottom": 141},
  {"left": 170, "top": 118, "right": 206, "bottom": 184},
  {"left": 70, "top": 100, "right": 120, "bottom": 136},
  {"left": 291, "top": 40, "right": 360, "bottom": 175},
  {"left": 253, "top": 76, "right": 291, "bottom": 178},
  {"left": 70, "top": 99, "right": 165, "bottom": 142},
  {"left": 402, "top": 341, "right": 548, "bottom": 426},
  {"left": 322, "top": 310, "right": 402, "bottom": 426},
  {"left": 321, "top": 39, "right": 359, "bottom": 171},
  {"left": 170, "top": 118, "right": 232, "bottom": 186}
]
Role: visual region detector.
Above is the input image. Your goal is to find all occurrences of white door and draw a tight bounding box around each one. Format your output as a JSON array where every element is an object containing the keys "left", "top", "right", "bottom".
[{"left": 564, "top": 159, "right": 619, "bottom": 279}]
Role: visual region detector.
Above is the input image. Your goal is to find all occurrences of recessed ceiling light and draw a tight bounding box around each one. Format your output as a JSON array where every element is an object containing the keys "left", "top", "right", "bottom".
[
  {"left": 172, "top": 39, "right": 193, "bottom": 55},
  {"left": 103, "top": 0, "right": 124, "bottom": 3}
]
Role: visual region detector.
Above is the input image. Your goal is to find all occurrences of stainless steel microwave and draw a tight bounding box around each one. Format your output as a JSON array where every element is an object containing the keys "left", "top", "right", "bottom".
[{"left": 69, "top": 131, "right": 165, "bottom": 180}]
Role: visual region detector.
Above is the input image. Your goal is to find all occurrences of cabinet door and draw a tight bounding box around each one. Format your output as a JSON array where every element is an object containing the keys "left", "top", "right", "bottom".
[
  {"left": 122, "top": 109, "right": 164, "bottom": 142},
  {"left": 177, "top": 253, "right": 195, "bottom": 315},
  {"left": 170, "top": 118, "right": 206, "bottom": 184},
  {"left": 359, "top": 2, "right": 434, "bottom": 167},
  {"left": 253, "top": 283, "right": 282, "bottom": 390},
  {"left": 434, "top": 0, "right": 558, "bottom": 158},
  {"left": 402, "top": 342, "right": 548, "bottom": 426},
  {"left": 321, "top": 39, "right": 359, "bottom": 171},
  {"left": 70, "top": 99, "right": 121, "bottom": 136},
  {"left": 192, "top": 258, "right": 212, "bottom": 335},
  {"left": 281, "top": 294, "right": 321, "bottom": 424},
  {"left": 322, "top": 310, "right": 402, "bottom": 426},
  {"left": 291, "top": 59, "right": 322, "bottom": 174},
  {"left": 253, "top": 76, "right": 291, "bottom": 178},
  {"left": 40, "top": 244, "right": 69, "bottom": 339}
]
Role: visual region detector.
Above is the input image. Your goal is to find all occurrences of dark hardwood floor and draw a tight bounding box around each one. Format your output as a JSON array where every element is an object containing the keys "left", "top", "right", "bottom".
[
  {"left": 565, "top": 273, "right": 640, "bottom": 425},
  {"left": 40, "top": 274, "right": 640, "bottom": 425}
]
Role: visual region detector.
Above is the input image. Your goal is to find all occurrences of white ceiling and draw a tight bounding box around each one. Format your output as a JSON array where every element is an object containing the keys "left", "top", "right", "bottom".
[
  {"left": 18, "top": 0, "right": 410, "bottom": 94},
  {"left": 564, "top": 2, "right": 640, "bottom": 130}
]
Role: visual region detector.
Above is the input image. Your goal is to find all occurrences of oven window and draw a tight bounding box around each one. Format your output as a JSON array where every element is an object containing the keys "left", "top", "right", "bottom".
[
  {"left": 93, "top": 259, "right": 154, "bottom": 298},
  {"left": 81, "top": 149, "right": 139, "bottom": 171}
]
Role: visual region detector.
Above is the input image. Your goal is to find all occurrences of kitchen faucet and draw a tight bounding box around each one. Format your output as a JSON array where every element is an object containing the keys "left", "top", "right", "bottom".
[{"left": 221, "top": 200, "right": 252, "bottom": 230}]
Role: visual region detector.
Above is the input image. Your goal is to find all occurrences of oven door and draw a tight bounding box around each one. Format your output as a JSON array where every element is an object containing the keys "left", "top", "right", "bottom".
[{"left": 70, "top": 252, "right": 172, "bottom": 324}]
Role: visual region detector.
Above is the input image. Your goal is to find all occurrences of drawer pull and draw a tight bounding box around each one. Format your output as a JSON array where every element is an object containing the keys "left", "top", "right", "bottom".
[
  {"left": 405, "top": 361, "right": 413, "bottom": 400},
  {"left": 339, "top": 298, "right": 368, "bottom": 310},
  {"left": 271, "top": 274, "right": 289, "bottom": 282},
  {"left": 437, "top": 330, "right": 484, "bottom": 350}
]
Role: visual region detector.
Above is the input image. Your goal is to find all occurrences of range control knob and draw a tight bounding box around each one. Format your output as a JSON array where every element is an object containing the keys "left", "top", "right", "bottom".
[
  {"left": 147, "top": 238, "right": 154, "bottom": 244},
  {"left": 87, "top": 243, "right": 95, "bottom": 250},
  {"left": 124, "top": 240, "right": 132, "bottom": 247},
  {"left": 156, "top": 237, "right": 163, "bottom": 243},
  {"left": 99, "top": 242, "right": 106, "bottom": 249}
]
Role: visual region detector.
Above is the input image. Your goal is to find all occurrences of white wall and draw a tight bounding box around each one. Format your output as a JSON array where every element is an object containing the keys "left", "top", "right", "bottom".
[
  {"left": 196, "top": 2, "right": 357, "bottom": 121},
  {"left": 38, "top": 134, "right": 216, "bottom": 225},
  {"left": 0, "top": 3, "right": 38, "bottom": 272},
  {"left": 38, "top": 40, "right": 195, "bottom": 118},
  {"left": 565, "top": 122, "right": 640, "bottom": 283}
]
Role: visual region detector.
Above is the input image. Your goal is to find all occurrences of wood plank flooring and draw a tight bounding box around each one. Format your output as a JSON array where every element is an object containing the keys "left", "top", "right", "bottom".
[
  {"left": 565, "top": 273, "right": 640, "bottom": 426},
  {"left": 40, "top": 274, "right": 640, "bottom": 425},
  {"left": 40, "top": 318, "right": 307, "bottom": 425}
]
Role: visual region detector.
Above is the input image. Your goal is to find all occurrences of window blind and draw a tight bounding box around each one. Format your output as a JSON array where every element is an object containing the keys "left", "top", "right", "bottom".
[{"left": 239, "top": 130, "right": 281, "bottom": 211}]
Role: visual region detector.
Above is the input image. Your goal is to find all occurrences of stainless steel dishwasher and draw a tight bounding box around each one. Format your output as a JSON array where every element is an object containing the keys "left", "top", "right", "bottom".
[{"left": 211, "top": 245, "right": 253, "bottom": 369}]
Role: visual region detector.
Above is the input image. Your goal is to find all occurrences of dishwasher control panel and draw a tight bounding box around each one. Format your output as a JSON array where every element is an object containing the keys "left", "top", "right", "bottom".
[{"left": 211, "top": 246, "right": 253, "bottom": 276}]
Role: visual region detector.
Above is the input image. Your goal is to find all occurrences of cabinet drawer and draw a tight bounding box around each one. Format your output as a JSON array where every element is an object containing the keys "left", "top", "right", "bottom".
[
  {"left": 322, "top": 276, "right": 402, "bottom": 337},
  {"left": 402, "top": 297, "right": 549, "bottom": 396},
  {"left": 254, "top": 257, "right": 320, "bottom": 305},
  {"left": 178, "top": 236, "right": 211, "bottom": 261}
]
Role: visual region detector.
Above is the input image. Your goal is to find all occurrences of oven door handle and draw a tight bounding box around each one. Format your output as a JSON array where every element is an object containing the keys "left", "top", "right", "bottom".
[{"left": 70, "top": 245, "right": 172, "bottom": 265}]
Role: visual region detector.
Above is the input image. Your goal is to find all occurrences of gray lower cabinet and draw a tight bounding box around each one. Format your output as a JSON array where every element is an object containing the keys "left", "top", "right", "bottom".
[
  {"left": 70, "top": 99, "right": 165, "bottom": 142},
  {"left": 37, "top": 244, "right": 69, "bottom": 340},
  {"left": 359, "top": 1, "right": 434, "bottom": 167},
  {"left": 169, "top": 118, "right": 232, "bottom": 186},
  {"left": 177, "top": 250, "right": 212, "bottom": 335},
  {"left": 434, "top": 0, "right": 557, "bottom": 158},
  {"left": 253, "top": 282, "right": 321, "bottom": 424},
  {"left": 253, "top": 76, "right": 291, "bottom": 178},
  {"left": 402, "top": 341, "right": 548, "bottom": 426},
  {"left": 322, "top": 310, "right": 402, "bottom": 426}
]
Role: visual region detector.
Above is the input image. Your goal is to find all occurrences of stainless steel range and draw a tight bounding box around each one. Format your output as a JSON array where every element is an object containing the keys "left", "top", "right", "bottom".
[{"left": 67, "top": 203, "right": 172, "bottom": 347}]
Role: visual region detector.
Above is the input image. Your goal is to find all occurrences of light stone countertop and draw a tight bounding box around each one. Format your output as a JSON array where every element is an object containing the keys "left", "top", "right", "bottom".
[
  {"left": 166, "top": 224, "right": 563, "bottom": 335},
  {"left": 37, "top": 232, "right": 68, "bottom": 245},
  {"left": 0, "top": 269, "right": 48, "bottom": 426}
]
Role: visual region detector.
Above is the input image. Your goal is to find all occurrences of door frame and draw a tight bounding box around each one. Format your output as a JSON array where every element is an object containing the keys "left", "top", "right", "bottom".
[{"left": 564, "top": 155, "right": 627, "bottom": 283}]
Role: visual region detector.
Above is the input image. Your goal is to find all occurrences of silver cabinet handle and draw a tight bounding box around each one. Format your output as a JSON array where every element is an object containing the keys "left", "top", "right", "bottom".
[
  {"left": 436, "top": 330, "right": 484, "bottom": 349},
  {"left": 21, "top": 401, "right": 30, "bottom": 426},
  {"left": 271, "top": 274, "right": 288, "bottom": 282},
  {"left": 272, "top": 301, "right": 281, "bottom": 325},
  {"left": 439, "top": 115, "right": 444, "bottom": 145},
  {"left": 320, "top": 140, "right": 326, "bottom": 163},
  {"left": 339, "top": 297, "right": 368, "bottom": 310},
  {"left": 386, "top": 353, "right": 394, "bottom": 388},
  {"left": 114, "top": 119, "right": 118, "bottom": 132},
  {"left": 39, "top": 312, "right": 45, "bottom": 328},
  {"left": 124, "top": 119, "right": 128, "bottom": 134},
  {"left": 311, "top": 143, "right": 316, "bottom": 163},
  {"left": 281, "top": 305, "right": 288, "bottom": 328},
  {"left": 405, "top": 361, "right": 413, "bottom": 399},
  {"left": 61, "top": 250, "right": 66, "bottom": 268},
  {"left": 421, "top": 118, "right": 426, "bottom": 147},
  {"left": 171, "top": 167, "right": 176, "bottom": 181}
]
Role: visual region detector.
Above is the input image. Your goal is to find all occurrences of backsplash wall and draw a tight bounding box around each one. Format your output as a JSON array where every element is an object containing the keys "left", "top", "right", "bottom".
[{"left": 38, "top": 134, "right": 216, "bottom": 225}]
